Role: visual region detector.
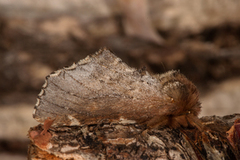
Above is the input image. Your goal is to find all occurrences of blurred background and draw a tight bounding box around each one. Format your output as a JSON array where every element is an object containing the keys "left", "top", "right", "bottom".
[{"left": 0, "top": 0, "right": 240, "bottom": 159}]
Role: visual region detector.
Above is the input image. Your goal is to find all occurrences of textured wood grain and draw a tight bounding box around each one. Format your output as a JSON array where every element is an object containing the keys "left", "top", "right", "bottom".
[{"left": 28, "top": 114, "right": 240, "bottom": 160}]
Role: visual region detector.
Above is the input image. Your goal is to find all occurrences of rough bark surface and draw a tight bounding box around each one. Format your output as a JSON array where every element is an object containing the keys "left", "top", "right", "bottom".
[{"left": 28, "top": 114, "right": 240, "bottom": 160}]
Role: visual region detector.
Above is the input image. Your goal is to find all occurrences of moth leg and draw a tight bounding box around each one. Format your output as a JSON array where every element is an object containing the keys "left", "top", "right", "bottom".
[
  {"left": 145, "top": 116, "right": 169, "bottom": 129},
  {"left": 186, "top": 113, "right": 204, "bottom": 131},
  {"left": 179, "top": 128, "right": 205, "bottom": 160},
  {"left": 141, "top": 116, "right": 169, "bottom": 138},
  {"left": 183, "top": 114, "right": 226, "bottom": 159}
]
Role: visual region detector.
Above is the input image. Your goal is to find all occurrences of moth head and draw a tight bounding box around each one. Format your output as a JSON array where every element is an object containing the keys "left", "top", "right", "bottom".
[{"left": 156, "top": 70, "right": 202, "bottom": 128}]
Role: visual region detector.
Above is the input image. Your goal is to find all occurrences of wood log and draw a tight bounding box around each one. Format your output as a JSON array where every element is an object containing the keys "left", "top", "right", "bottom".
[{"left": 28, "top": 114, "right": 240, "bottom": 159}]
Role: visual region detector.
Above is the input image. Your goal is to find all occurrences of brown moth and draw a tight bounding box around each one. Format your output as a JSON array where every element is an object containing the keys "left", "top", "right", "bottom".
[{"left": 33, "top": 49, "right": 201, "bottom": 129}]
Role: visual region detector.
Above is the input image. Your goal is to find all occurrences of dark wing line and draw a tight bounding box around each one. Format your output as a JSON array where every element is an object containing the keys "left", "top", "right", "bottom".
[
  {"left": 64, "top": 70, "right": 100, "bottom": 95},
  {"left": 43, "top": 97, "right": 80, "bottom": 114},
  {"left": 36, "top": 101, "right": 59, "bottom": 116},
  {"left": 49, "top": 78, "right": 90, "bottom": 99},
  {"left": 50, "top": 73, "right": 135, "bottom": 100}
]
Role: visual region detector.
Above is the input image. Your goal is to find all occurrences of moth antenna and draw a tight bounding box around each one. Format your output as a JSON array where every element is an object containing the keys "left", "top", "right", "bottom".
[{"left": 160, "top": 61, "right": 166, "bottom": 72}]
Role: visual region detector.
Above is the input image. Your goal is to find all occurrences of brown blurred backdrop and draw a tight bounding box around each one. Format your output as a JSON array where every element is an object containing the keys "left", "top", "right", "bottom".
[{"left": 0, "top": 0, "right": 240, "bottom": 159}]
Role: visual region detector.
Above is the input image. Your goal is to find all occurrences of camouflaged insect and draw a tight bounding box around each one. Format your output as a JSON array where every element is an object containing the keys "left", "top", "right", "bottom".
[{"left": 33, "top": 49, "right": 201, "bottom": 129}]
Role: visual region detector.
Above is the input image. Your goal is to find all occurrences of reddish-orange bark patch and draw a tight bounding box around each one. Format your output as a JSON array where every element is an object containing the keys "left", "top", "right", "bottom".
[{"left": 29, "top": 117, "right": 54, "bottom": 149}]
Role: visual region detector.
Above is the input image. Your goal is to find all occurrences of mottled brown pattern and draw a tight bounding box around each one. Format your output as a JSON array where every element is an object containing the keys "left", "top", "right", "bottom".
[{"left": 33, "top": 48, "right": 201, "bottom": 129}]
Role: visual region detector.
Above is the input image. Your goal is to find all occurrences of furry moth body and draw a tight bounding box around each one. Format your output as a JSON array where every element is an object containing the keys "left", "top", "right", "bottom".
[{"left": 33, "top": 49, "right": 201, "bottom": 129}]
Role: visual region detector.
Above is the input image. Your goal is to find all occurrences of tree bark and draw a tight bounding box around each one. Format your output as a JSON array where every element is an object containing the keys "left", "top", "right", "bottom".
[{"left": 28, "top": 114, "right": 240, "bottom": 160}]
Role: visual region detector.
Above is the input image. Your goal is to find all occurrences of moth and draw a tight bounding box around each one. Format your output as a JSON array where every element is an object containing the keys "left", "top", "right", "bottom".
[{"left": 33, "top": 49, "right": 201, "bottom": 129}]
